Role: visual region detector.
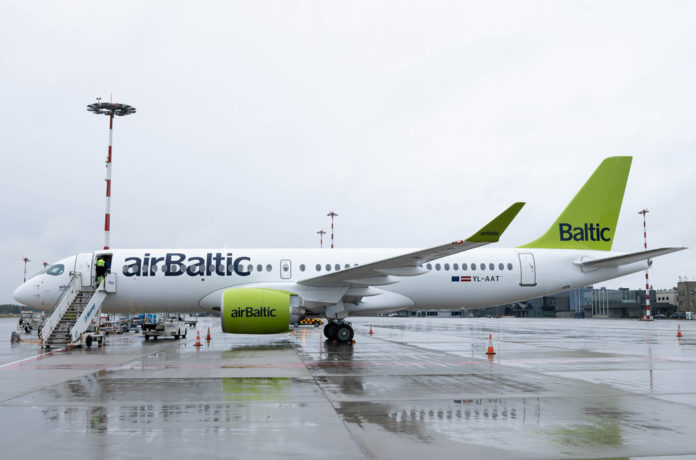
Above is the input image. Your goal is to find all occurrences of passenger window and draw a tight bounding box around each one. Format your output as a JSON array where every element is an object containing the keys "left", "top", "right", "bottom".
[
  {"left": 480, "top": 264, "right": 485, "bottom": 271},
  {"left": 248, "top": 265, "right": 254, "bottom": 272},
  {"left": 507, "top": 263, "right": 513, "bottom": 270},
  {"left": 299, "top": 264, "right": 305, "bottom": 272},
  {"left": 453, "top": 263, "right": 459, "bottom": 270},
  {"left": 335, "top": 264, "right": 340, "bottom": 271},
  {"left": 315, "top": 264, "right": 321, "bottom": 271},
  {"left": 462, "top": 263, "right": 468, "bottom": 270},
  {"left": 344, "top": 264, "right": 350, "bottom": 269},
  {"left": 46, "top": 264, "right": 64, "bottom": 276},
  {"left": 257, "top": 264, "right": 263, "bottom": 272},
  {"left": 471, "top": 263, "right": 476, "bottom": 270},
  {"left": 266, "top": 264, "right": 272, "bottom": 272},
  {"left": 489, "top": 263, "right": 494, "bottom": 270},
  {"left": 326, "top": 264, "right": 331, "bottom": 271},
  {"left": 435, "top": 263, "right": 441, "bottom": 271},
  {"left": 444, "top": 263, "right": 450, "bottom": 271},
  {"left": 498, "top": 263, "right": 504, "bottom": 270},
  {"left": 426, "top": 263, "right": 432, "bottom": 270}
]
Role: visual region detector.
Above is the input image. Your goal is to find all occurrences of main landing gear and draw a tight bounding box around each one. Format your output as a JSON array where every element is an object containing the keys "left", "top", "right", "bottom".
[{"left": 323, "top": 320, "right": 354, "bottom": 344}]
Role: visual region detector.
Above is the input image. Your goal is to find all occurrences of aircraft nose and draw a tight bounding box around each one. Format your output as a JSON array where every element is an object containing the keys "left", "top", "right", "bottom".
[{"left": 13, "top": 282, "right": 33, "bottom": 306}]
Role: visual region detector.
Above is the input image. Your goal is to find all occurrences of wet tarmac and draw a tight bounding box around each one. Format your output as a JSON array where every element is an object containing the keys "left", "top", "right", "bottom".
[{"left": 1, "top": 316, "right": 695, "bottom": 459}]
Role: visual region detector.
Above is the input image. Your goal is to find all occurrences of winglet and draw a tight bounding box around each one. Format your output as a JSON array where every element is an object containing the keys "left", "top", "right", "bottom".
[{"left": 466, "top": 202, "right": 525, "bottom": 243}]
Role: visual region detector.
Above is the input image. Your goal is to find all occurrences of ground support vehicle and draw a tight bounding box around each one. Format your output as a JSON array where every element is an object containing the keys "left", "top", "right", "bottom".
[
  {"left": 298, "top": 317, "right": 324, "bottom": 327},
  {"left": 142, "top": 319, "right": 187, "bottom": 340}
]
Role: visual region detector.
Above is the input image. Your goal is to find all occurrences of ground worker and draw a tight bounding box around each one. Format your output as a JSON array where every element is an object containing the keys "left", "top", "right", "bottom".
[{"left": 96, "top": 257, "right": 106, "bottom": 286}]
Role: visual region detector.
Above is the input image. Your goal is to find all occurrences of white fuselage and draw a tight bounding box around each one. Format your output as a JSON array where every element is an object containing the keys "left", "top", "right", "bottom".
[{"left": 15, "top": 248, "right": 648, "bottom": 315}]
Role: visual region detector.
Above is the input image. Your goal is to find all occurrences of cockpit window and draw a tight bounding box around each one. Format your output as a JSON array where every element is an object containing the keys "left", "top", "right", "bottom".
[{"left": 46, "top": 264, "right": 64, "bottom": 276}]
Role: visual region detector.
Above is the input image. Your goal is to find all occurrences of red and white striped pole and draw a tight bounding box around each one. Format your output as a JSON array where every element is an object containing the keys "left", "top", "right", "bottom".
[
  {"left": 104, "top": 110, "right": 114, "bottom": 250},
  {"left": 23, "top": 257, "right": 30, "bottom": 283},
  {"left": 639, "top": 209, "right": 652, "bottom": 321},
  {"left": 317, "top": 229, "right": 326, "bottom": 248},
  {"left": 327, "top": 211, "right": 338, "bottom": 249},
  {"left": 87, "top": 100, "right": 135, "bottom": 251}
]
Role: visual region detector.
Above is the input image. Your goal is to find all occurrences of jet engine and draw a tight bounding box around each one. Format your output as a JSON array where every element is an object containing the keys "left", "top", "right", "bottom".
[{"left": 220, "top": 288, "right": 304, "bottom": 334}]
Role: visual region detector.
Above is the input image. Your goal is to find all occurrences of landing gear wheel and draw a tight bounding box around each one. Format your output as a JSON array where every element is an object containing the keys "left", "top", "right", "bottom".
[
  {"left": 335, "top": 324, "right": 354, "bottom": 343},
  {"left": 85, "top": 335, "right": 93, "bottom": 348},
  {"left": 323, "top": 322, "right": 337, "bottom": 340}
]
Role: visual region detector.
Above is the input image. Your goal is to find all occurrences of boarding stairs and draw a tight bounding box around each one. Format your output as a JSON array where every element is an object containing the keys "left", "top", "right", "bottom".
[{"left": 41, "top": 273, "right": 116, "bottom": 349}]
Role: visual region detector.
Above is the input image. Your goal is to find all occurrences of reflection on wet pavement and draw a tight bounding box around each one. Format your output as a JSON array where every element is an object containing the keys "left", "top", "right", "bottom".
[{"left": 1, "top": 317, "right": 696, "bottom": 459}]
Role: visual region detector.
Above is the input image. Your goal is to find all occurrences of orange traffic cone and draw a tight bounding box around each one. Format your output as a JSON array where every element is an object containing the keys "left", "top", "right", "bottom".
[
  {"left": 677, "top": 324, "right": 683, "bottom": 338},
  {"left": 206, "top": 327, "right": 211, "bottom": 342},
  {"left": 486, "top": 333, "right": 496, "bottom": 355},
  {"left": 369, "top": 324, "right": 373, "bottom": 336},
  {"left": 195, "top": 330, "right": 201, "bottom": 347}
]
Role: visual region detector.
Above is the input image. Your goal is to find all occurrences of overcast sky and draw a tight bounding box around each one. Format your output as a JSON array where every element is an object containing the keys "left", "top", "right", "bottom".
[{"left": 1, "top": 1, "right": 695, "bottom": 305}]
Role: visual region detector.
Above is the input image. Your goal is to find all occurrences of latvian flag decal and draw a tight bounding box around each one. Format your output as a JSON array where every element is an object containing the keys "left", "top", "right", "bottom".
[{"left": 451, "top": 276, "right": 472, "bottom": 282}]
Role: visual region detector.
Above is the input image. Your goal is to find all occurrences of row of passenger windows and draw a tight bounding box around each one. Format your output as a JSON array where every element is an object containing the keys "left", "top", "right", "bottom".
[
  {"left": 238, "top": 264, "right": 355, "bottom": 273},
  {"left": 304, "top": 263, "right": 357, "bottom": 272},
  {"left": 424, "top": 262, "right": 514, "bottom": 272},
  {"left": 133, "top": 262, "right": 514, "bottom": 274},
  {"left": 248, "top": 262, "right": 515, "bottom": 273}
]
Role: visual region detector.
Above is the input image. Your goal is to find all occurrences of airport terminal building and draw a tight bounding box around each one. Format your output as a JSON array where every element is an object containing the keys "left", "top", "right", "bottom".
[{"left": 398, "top": 286, "right": 684, "bottom": 319}]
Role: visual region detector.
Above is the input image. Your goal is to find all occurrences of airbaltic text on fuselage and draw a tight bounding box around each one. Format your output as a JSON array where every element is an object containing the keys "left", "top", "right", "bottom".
[
  {"left": 122, "top": 253, "right": 251, "bottom": 277},
  {"left": 559, "top": 223, "right": 611, "bottom": 242}
]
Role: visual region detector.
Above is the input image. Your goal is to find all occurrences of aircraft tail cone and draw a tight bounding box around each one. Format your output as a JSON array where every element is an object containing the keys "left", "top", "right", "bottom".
[
  {"left": 195, "top": 331, "right": 201, "bottom": 347},
  {"left": 677, "top": 324, "right": 683, "bottom": 338},
  {"left": 206, "top": 327, "right": 211, "bottom": 342},
  {"left": 486, "top": 333, "right": 496, "bottom": 355},
  {"left": 369, "top": 324, "right": 373, "bottom": 336}
]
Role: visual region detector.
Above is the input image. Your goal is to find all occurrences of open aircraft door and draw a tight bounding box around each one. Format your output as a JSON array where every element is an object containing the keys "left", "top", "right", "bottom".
[
  {"left": 74, "top": 252, "right": 94, "bottom": 287},
  {"left": 518, "top": 253, "right": 537, "bottom": 287}
]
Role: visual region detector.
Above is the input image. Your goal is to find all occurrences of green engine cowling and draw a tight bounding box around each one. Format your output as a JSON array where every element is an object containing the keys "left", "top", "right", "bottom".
[{"left": 220, "top": 288, "right": 304, "bottom": 334}]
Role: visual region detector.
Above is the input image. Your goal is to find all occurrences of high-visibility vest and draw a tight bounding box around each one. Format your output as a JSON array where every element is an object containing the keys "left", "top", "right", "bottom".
[{"left": 96, "top": 259, "right": 106, "bottom": 267}]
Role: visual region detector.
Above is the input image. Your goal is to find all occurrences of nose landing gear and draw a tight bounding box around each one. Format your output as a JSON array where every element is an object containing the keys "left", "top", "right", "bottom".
[{"left": 323, "top": 320, "right": 354, "bottom": 343}]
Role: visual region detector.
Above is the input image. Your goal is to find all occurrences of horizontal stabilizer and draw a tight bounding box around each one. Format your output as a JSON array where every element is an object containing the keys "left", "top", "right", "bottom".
[{"left": 579, "top": 247, "right": 686, "bottom": 269}]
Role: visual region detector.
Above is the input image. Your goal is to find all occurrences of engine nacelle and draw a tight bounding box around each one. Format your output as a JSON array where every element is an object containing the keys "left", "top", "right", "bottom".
[{"left": 220, "top": 288, "right": 304, "bottom": 334}]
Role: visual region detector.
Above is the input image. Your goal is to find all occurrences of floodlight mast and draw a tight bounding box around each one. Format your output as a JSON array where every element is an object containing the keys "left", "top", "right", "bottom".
[
  {"left": 327, "top": 211, "right": 338, "bottom": 248},
  {"left": 23, "top": 257, "right": 30, "bottom": 283},
  {"left": 87, "top": 100, "right": 136, "bottom": 250},
  {"left": 638, "top": 209, "right": 653, "bottom": 321}
]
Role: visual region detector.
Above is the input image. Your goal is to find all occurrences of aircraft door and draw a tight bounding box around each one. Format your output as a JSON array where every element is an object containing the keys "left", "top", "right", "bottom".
[
  {"left": 74, "top": 252, "right": 94, "bottom": 287},
  {"left": 280, "top": 260, "right": 292, "bottom": 280},
  {"left": 518, "top": 253, "right": 537, "bottom": 287}
]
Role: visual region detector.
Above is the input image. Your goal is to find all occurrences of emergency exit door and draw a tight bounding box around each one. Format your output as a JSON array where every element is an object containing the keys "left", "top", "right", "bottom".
[
  {"left": 518, "top": 253, "right": 536, "bottom": 287},
  {"left": 280, "top": 260, "right": 292, "bottom": 279},
  {"left": 74, "top": 252, "right": 94, "bottom": 287}
]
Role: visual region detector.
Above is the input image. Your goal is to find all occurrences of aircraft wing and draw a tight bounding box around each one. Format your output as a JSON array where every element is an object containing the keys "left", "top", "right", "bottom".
[
  {"left": 579, "top": 247, "right": 687, "bottom": 269},
  {"left": 299, "top": 202, "right": 525, "bottom": 288}
]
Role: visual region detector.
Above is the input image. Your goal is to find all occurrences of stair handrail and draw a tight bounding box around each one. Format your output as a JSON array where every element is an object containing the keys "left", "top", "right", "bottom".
[
  {"left": 40, "top": 273, "right": 82, "bottom": 346},
  {"left": 69, "top": 280, "right": 108, "bottom": 344}
]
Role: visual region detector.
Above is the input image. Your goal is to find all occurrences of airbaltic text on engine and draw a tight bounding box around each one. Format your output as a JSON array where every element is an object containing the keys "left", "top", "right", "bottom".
[
  {"left": 122, "top": 253, "right": 250, "bottom": 277},
  {"left": 229, "top": 307, "right": 278, "bottom": 318},
  {"left": 559, "top": 223, "right": 611, "bottom": 242}
]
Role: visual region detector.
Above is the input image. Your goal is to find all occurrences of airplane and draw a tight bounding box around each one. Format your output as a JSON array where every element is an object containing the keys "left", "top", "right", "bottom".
[{"left": 13, "top": 156, "right": 685, "bottom": 344}]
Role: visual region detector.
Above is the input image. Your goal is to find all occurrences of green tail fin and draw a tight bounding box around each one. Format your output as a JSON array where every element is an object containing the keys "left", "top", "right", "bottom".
[{"left": 520, "top": 156, "right": 632, "bottom": 251}]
